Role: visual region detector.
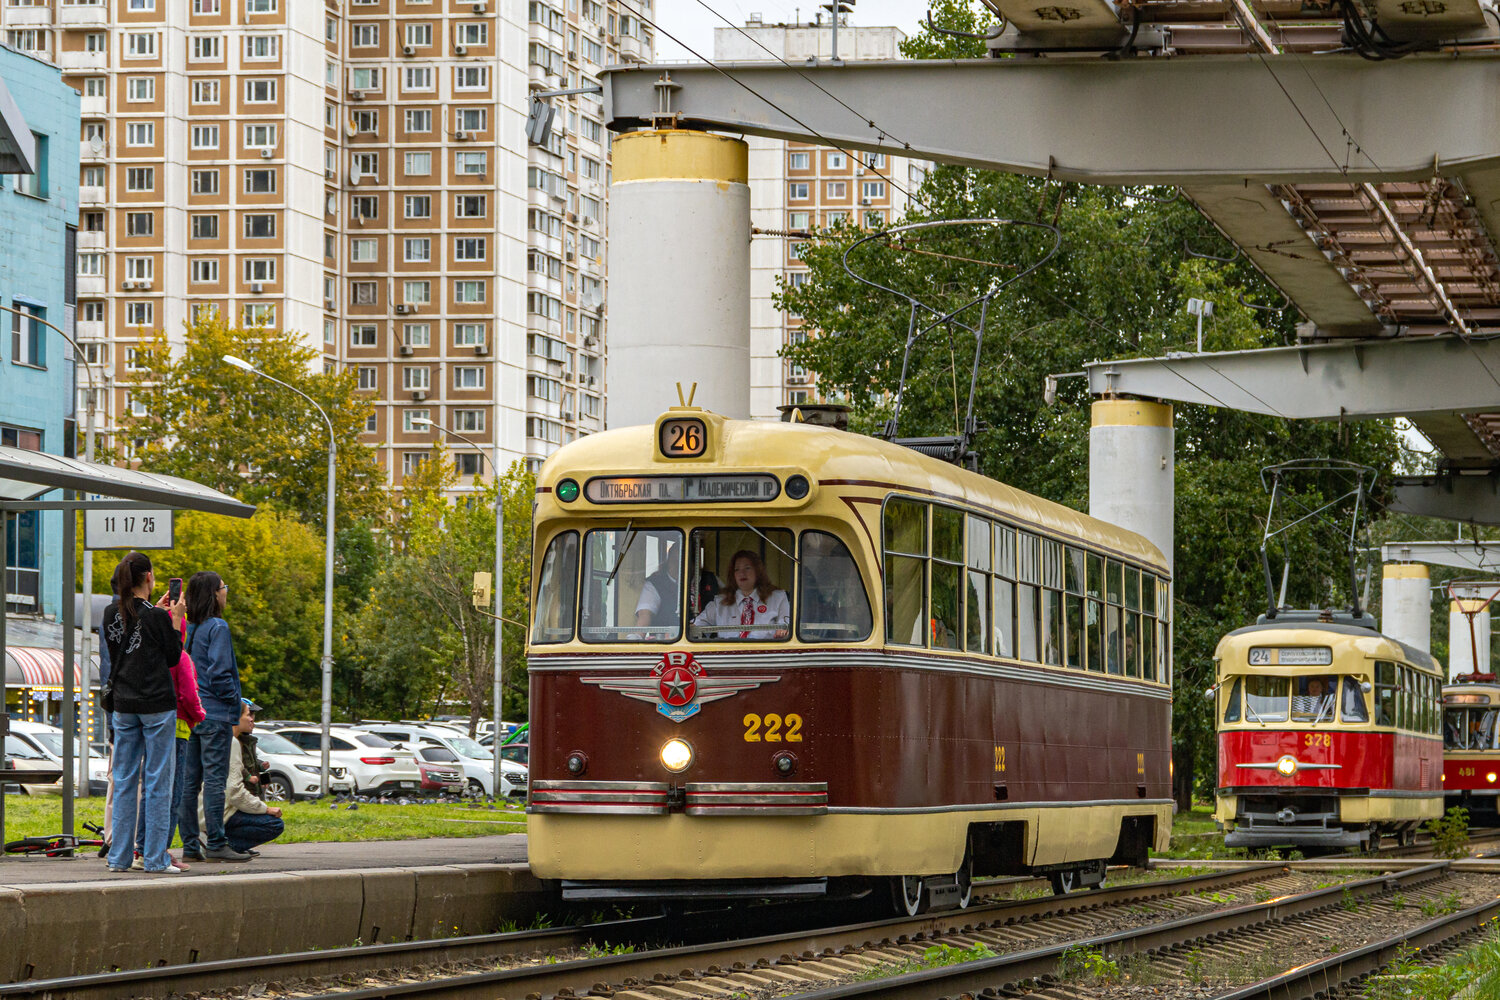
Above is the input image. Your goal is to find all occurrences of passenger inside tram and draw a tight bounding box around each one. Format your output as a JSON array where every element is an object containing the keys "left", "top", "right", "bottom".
[{"left": 633, "top": 541, "right": 681, "bottom": 632}]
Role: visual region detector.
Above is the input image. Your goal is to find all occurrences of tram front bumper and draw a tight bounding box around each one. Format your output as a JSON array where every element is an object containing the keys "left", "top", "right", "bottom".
[{"left": 1220, "top": 792, "right": 1366, "bottom": 849}]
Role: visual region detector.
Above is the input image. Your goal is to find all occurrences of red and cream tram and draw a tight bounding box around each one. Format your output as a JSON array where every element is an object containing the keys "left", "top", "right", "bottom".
[
  {"left": 1442, "top": 673, "right": 1500, "bottom": 819},
  {"left": 525, "top": 405, "right": 1173, "bottom": 911},
  {"left": 1214, "top": 619, "right": 1444, "bottom": 850}
]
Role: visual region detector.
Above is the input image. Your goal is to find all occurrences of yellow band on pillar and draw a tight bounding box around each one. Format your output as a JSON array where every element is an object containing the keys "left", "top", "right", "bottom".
[
  {"left": 1091, "top": 399, "right": 1173, "bottom": 428},
  {"left": 1383, "top": 564, "right": 1430, "bottom": 580},
  {"left": 1453, "top": 599, "right": 1490, "bottom": 615},
  {"left": 612, "top": 130, "right": 749, "bottom": 184}
]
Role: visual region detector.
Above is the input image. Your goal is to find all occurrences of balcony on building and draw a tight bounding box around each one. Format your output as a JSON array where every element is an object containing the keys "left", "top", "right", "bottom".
[
  {"left": 5, "top": 7, "right": 50, "bottom": 26},
  {"left": 80, "top": 95, "right": 108, "bottom": 117},
  {"left": 56, "top": 49, "right": 108, "bottom": 72},
  {"left": 618, "top": 34, "right": 649, "bottom": 63},
  {"left": 76, "top": 275, "right": 106, "bottom": 298},
  {"left": 75, "top": 319, "right": 105, "bottom": 342},
  {"left": 76, "top": 229, "right": 105, "bottom": 251},
  {"left": 80, "top": 185, "right": 105, "bottom": 205},
  {"left": 59, "top": 4, "right": 110, "bottom": 27}
]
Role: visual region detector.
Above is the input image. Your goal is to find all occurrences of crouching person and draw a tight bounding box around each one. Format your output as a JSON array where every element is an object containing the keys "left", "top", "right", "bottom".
[{"left": 199, "top": 698, "right": 283, "bottom": 856}]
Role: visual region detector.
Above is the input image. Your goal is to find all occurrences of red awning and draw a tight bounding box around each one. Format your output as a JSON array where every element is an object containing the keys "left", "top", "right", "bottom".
[{"left": 3, "top": 647, "right": 99, "bottom": 688}]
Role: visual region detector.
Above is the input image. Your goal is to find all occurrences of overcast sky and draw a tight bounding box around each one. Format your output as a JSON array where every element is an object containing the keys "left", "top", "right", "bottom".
[{"left": 650, "top": 0, "right": 925, "bottom": 61}]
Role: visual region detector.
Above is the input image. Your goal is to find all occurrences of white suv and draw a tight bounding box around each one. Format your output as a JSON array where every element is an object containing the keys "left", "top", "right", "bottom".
[
  {"left": 252, "top": 730, "right": 354, "bottom": 800},
  {"left": 355, "top": 724, "right": 527, "bottom": 799},
  {"left": 8, "top": 721, "right": 108, "bottom": 795},
  {"left": 274, "top": 727, "right": 421, "bottom": 796}
]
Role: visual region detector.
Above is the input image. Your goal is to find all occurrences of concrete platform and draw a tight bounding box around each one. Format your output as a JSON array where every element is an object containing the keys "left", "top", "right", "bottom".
[{"left": 0, "top": 836, "right": 549, "bottom": 983}]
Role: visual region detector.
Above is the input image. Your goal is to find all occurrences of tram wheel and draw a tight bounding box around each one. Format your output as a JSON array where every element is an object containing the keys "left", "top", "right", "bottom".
[
  {"left": 890, "top": 875, "right": 926, "bottom": 917},
  {"left": 1367, "top": 829, "right": 1382, "bottom": 853},
  {"left": 1049, "top": 869, "right": 1079, "bottom": 896},
  {"left": 1400, "top": 827, "right": 1417, "bottom": 848}
]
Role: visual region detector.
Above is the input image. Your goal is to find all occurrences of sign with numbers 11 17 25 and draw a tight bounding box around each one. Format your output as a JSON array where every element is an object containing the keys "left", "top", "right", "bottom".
[{"left": 83, "top": 509, "right": 175, "bottom": 551}]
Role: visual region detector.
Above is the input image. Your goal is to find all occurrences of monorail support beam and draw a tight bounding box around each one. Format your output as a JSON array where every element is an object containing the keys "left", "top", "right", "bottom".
[
  {"left": 1450, "top": 598, "right": 1492, "bottom": 678},
  {"left": 1387, "top": 473, "right": 1500, "bottom": 525},
  {"left": 608, "top": 129, "right": 751, "bottom": 427},
  {"left": 1381, "top": 541, "right": 1500, "bottom": 574},
  {"left": 1089, "top": 399, "right": 1174, "bottom": 572},
  {"left": 1381, "top": 563, "right": 1431, "bottom": 654}
]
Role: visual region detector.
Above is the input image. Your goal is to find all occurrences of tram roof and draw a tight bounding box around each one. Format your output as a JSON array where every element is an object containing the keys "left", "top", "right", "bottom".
[
  {"left": 1218, "top": 620, "right": 1441, "bottom": 674},
  {"left": 538, "top": 415, "right": 1168, "bottom": 571}
]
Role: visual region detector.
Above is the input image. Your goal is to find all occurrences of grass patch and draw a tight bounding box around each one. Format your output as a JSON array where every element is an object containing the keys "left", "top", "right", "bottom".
[
  {"left": 857, "top": 943, "right": 996, "bottom": 980},
  {"left": 2, "top": 794, "right": 525, "bottom": 846},
  {"left": 1368, "top": 933, "right": 1500, "bottom": 1000}
]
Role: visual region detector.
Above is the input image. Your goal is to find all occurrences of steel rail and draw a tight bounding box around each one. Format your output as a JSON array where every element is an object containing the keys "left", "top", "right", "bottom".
[{"left": 0, "top": 863, "right": 1301, "bottom": 1000}]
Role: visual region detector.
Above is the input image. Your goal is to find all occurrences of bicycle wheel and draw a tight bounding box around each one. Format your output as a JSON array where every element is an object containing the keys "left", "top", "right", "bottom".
[{"left": 4, "top": 835, "right": 65, "bottom": 855}]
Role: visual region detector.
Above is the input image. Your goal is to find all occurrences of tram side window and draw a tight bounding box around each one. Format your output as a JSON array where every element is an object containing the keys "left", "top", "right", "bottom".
[
  {"left": 883, "top": 499, "right": 928, "bottom": 646},
  {"left": 1222, "top": 676, "right": 1242, "bottom": 723},
  {"left": 799, "top": 531, "right": 872, "bottom": 642},
  {"left": 579, "top": 528, "right": 683, "bottom": 643},
  {"left": 1085, "top": 551, "right": 1104, "bottom": 672},
  {"left": 1245, "top": 675, "right": 1289, "bottom": 722},
  {"left": 1104, "top": 559, "right": 1124, "bottom": 675},
  {"left": 530, "top": 530, "right": 579, "bottom": 644},
  {"left": 993, "top": 523, "right": 1016, "bottom": 658},
  {"left": 1040, "top": 539, "right": 1063, "bottom": 666},
  {"left": 964, "top": 515, "right": 991, "bottom": 655},
  {"left": 1140, "top": 572, "right": 1158, "bottom": 681},
  {"left": 688, "top": 526, "right": 794, "bottom": 641},
  {"left": 1339, "top": 675, "right": 1369, "bottom": 723},
  {"left": 1374, "top": 661, "right": 1397, "bottom": 727},
  {"left": 930, "top": 507, "right": 963, "bottom": 650},
  {"left": 1156, "top": 577, "right": 1172, "bottom": 685},
  {"left": 1064, "top": 547, "right": 1085, "bottom": 669},
  {"left": 1015, "top": 532, "right": 1041, "bottom": 662}
]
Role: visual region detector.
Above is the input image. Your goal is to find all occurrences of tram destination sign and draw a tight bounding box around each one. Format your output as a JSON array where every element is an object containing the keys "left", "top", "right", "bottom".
[
  {"left": 1247, "top": 646, "right": 1333, "bottom": 666},
  {"left": 585, "top": 474, "right": 781, "bottom": 504}
]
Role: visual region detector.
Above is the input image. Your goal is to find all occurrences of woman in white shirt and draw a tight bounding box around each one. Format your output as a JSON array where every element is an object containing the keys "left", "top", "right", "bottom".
[{"left": 692, "top": 550, "right": 790, "bottom": 640}]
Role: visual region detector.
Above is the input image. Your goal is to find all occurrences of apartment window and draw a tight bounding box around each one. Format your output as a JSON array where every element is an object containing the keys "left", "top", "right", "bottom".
[
  {"left": 456, "top": 107, "right": 486, "bottom": 132},
  {"left": 324, "top": 234, "right": 336, "bottom": 259},
  {"left": 190, "top": 125, "right": 219, "bottom": 149},
  {"left": 862, "top": 180, "right": 886, "bottom": 199},
  {"left": 404, "top": 108, "right": 431, "bottom": 132},
  {"left": 243, "top": 168, "right": 276, "bottom": 194},
  {"left": 404, "top": 66, "right": 433, "bottom": 91},
  {"left": 125, "top": 212, "right": 154, "bottom": 237},
  {"left": 528, "top": 209, "right": 561, "bottom": 237},
  {"left": 454, "top": 151, "right": 486, "bottom": 175},
  {"left": 454, "top": 409, "right": 484, "bottom": 432},
  {"left": 788, "top": 211, "right": 810, "bottom": 230},
  {"left": 125, "top": 302, "right": 153, "bottom": 326},
  {"left": 454, "top": 194, "right": 486, "bottom": 218},
  {"left": 349, "top": 323, "right": 377, "bottom": 346},
  {"left": 453, "top": 237, "right": 485, "bottom": 261},
  {"left": 364, "top": 413, "right": 377, "bottom": 433},
  {"left": 826, "top": 181, "right": 847, "bottom": 198},
  {"left": 402, "top": 367, "right": 430, "bottom": 391},
  {"left": 125, "top": 32, "right": 158, "bottom": 58},
  {"left": 404, "top": 151, "right": 431, "bottom": 176},
  {"left": 403, "top": 238, "right": 431, "bottom": 262},
  {"left": 125, "top": 122, "right": 155, "bottom": 147},
  {"left": 191, "top": 35, "right": 221, "bottom": 60},
  {"left": 191, "top": 303, "right": 219, "bottom": 324},
  {"left": 353, "top": 151, "right": 378, "bottom": 176},
  {"left": 326, "top": 17, "right": 338, "bottom": 43},
  {"left": 246, "top": 0, "right": 276, "bottom": 11},
  {"left": 582, "top": 157, "right": 601, "bottom": 181},
  {"left": 82, "top": 212, "right": 105, "bottom": 233},
  {"left": 83, "top": 78, "right": 107, "bottom": 98},
  {"left": 350, "top": 238, "right": 378, "bottom": 262},
  {"left": 402, "top": 409, "right": 431, "bottom": 433},
  {"left": 351, "top": 24, "right": 378, "bottom": 47},
  {"left": 353, "top": 110, "right": 377, "bottom": 132},
  {"left": 244, "top": 123, "right": 277, "bottom": 147},
  {"left": 404, "top": 280, "right": 432, "bottom": 306},
  {"left": 243, "top": 213, "right": 276, "bottom": 239},
  {"left": 825, "top": 210, "right": 848, "bottom": 225},
  {"left": 789, "top": 182, "right": 809, "bottom": 200},
  {"left": 454, "top": 323, "right": 485, "bottom": 347},
  {"left": 581, "top": 234, "right": 601, "bottom": 258},
  {"left": 244, "top": 79, "right": 276, "bottom": 103},
  {"left": 527, "top": 291, "right": 561, "bottom": 319},
  {"left": 77, "top": 253, "right": 104, "bottom": 276},
  {"left": 404, "top": 22, "right": 433, "bottom": 47},
  {"left": 126, "top": 167, "right": 155, "bottom": 192},
  {"left": 192, "top": 80, "right": 220, "bottom": 104},
  {"left": 403, "top": 195, "right": 430, "bottom": 219},
  {"left": 827, "top": 151, "right": 846, "bottom": 169},
  {"left": 453, "top": 65, "right": 488, "bottom": 90},
  {"left": 582, "top": 37, "right": 603, "bottom": 63},
  {"left": 350, "top": 66, "right": 380, "bottom": 90},
  {"left": 453, "top": 366, "right": 485, "bottom": 390},
  {"left": 243, "top": 35, "right": 278, "bottom": 60},
  {"left": 326, "top": 60, "right": 337, "bottom": 86},
  {"left": 125, "top": 257, "right": 153, "bottom": 281},
  {"left": 402, "top": 323, "right": 430, "bottom": 347},
  {"left": 243, "top": 258, "right": 275, "bottom": 283},
  {"left": 357, "top": 366, "right": 377, "bottom": 389},
  {"left": 788, "top": 150, "right": 810, "bottom": 170},
  {"left": 190, "top": 214, "right": 218, "bottom": 239},
  {"left": 190, "top": 259, "right": 218, "bottom": 283},
  {"left": 528, "top": 250, "right": 561, "bottom": 279},
  {"left": 125, "top": 77, "right": 155, "bottom": 102},
  {"left": 242, "top": 303, "right": 275, "bottom": 326},
  {"left": 5, "top": 29, "right": 42, "bottom": 54},
  {"left": 453, "top": 280, "right": 485, "bottom": 303},
  {"left": 81, "top": 301, "right": 106, "bottom": 324},
  {"left": 864, "top": 210, "right": 885, "bottom": 227},
  {"left": 457, "top": 21, "right": 487, "bottom": 45},
  {"left": 351, "top": 195, "right": 378, "bottom": 220},
  {"left": 401, "top": 452, "right": 430, "bottom": 475},
  {"left": 9, "top": 304, "right": 44, "bottom": 368},
  {"left": 193, "top": 0, "right": 221, "bottom": 11}
]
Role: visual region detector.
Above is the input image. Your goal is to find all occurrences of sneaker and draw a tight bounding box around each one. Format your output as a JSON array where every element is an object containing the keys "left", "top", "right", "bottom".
[
  {"left": 106, "top": 866, "right": 131, "bottom": 873},
  {"left": 145, "top": 863, "right": 185, "bottom": 874},
  {"left": 203, "top": 845, "right": 252, "bottom": 862},
  {"left": 129, "top": 855, "right": 144, "bottom": 872}
]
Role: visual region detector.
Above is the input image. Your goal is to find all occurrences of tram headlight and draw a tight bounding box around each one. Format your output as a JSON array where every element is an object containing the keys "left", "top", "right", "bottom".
[
  {"left": 556, "top": 478, "right": 580, "bottom": 503},
  {"left": 660, "top": 738, "right": 693, "bottom": 772},
  {"left": 1488, "top": 772, "right": 1497, "bottom": 784},
  {"left": 1275, "top": 755, "right": 1298, "bottom": 777}
]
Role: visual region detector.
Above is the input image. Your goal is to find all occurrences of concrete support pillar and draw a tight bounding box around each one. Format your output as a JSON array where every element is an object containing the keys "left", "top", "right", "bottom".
[
  {"left": 1450, "top": 599, "right": 1492, "bottom": 678},
  {"left": 607, "top": 129, "right": 751, "bottom": 428},
  {"left": 1088, "top": 399, "right": 1174, "bottom": 571},
  {"left": 1380, "top": 563, "right": 1431, "bottom": 652}
]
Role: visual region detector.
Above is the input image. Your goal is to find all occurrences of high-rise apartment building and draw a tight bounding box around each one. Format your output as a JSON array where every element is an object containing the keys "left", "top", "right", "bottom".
[
  {"left": 0, "top": 0, "right": 650, "bottom": 483},
  {"left": 713, "top": 19, "right": 928, "bottom": 420}
]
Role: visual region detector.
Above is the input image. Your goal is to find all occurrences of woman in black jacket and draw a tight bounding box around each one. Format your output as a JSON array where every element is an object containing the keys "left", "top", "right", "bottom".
[{"left": 102, "top": 551, "right": 186, "bottom": 874}]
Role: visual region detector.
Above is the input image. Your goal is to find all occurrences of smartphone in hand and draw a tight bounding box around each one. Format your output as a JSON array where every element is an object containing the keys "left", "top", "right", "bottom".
[{"left": 168, "top": 577, "right": 182, "bottom": 603}]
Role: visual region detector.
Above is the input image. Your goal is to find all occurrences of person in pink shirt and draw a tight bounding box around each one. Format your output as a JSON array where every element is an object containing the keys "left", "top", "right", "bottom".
[{"left": 130, "top": 616, "right": 206, "bottom": 871}]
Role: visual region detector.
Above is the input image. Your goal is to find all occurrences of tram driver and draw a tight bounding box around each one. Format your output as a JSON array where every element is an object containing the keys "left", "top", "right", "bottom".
[
  {"left": 1291, "top": 676, "right": 1335, "bottom": 722},
  {"left": 633, "top": 541, "right": 681, "bottom": 636},
  {"left": 691, "top": 550, "right": 790, "bottom": 640}
]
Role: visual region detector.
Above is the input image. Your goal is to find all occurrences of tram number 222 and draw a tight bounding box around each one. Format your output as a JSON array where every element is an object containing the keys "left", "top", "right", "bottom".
[{"left": 743, "top": 713, "right": 803, "bottom": 742}]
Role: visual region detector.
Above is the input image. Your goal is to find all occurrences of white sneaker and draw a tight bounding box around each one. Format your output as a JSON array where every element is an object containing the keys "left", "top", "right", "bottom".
[{"left": 146, "top": 863, "right": 185, "bottom": 874}]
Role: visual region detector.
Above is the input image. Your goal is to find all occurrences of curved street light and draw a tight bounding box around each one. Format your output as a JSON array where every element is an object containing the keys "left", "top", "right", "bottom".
[{"left": 221, "top": 354, "right": 338, "bottom": 796}]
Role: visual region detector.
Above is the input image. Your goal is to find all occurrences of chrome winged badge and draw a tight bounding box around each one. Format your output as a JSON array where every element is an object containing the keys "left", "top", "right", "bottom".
[{"left": 580, "top": 651, "right": 780, "bottom": 722}]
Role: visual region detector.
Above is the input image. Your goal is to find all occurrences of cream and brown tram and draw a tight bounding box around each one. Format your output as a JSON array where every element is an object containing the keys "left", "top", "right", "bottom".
[
  {"left": 525, "top": 405, "right": 1173, "bottom": 910},
  {"left": 1214, "top": 619, "right": 1444, "bottom": 850}
]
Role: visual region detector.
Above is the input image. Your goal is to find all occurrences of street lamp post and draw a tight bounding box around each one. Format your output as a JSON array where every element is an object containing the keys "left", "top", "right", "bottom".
[
  {"left": 0, "top": 304, "right": 103, "bottom": 801},
  {"left": 410, "top": 417, "right": 504, "bottom": 797},
  {"left": 222, "top": 354, "right": 338, "bottom": 796}
]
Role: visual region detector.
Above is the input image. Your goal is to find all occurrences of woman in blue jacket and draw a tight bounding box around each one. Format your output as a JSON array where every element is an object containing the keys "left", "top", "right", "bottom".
[{"left": 177, "top": 571, "right": 251, "bottom": 862}]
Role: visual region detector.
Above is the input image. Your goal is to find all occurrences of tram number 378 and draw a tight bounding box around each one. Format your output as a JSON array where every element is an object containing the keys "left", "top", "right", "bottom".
[
  {"left": 1304, "top": 733, "right": 1331, "bottom": 748},
  {"left": 742, "top": 713, "right": 804, "bottom": 742}
]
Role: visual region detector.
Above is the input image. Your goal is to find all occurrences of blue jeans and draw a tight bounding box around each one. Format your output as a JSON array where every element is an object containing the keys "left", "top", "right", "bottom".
[
  {"left": 136, "top": 737, "right": 188, "bottom": 854},
  {"left": 179, "top": 720, "right": 233, "bottom": 852},
  {"left": 107, "top": 710, "right": 177, "bottom": 871},
  {"left": 225, "top": 811, "right": 284, "bottom": 854}
]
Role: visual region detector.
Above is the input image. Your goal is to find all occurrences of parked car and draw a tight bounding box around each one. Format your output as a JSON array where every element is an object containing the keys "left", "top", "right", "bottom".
[
  {"left": 3, "top": 734, "right": 62, "bottom": 795},
  {"left": 355, "top": 723, "right": 527, "bottom": 799},
  {"left": 414, "top": 746, "right": 466, "bottom": 795},
  {"left": 273, "top": 727, "right": 421, "bottom": 796},
  {"left": 252, "top": 730, "right": 354, "bottom": 801},
  {"left": 9, "top": 721, "right": 107, "bottom": 795}
]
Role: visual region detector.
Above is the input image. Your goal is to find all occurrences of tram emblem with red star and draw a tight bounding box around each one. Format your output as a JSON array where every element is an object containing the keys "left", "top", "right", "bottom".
[{"left": 579, "top": 652, "right": 781, "bottom": 723}]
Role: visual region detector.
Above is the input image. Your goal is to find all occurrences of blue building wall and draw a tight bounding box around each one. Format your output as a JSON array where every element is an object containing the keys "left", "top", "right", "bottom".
[{"left": 0, "top": 43, "right": 80, "bottom": 622}]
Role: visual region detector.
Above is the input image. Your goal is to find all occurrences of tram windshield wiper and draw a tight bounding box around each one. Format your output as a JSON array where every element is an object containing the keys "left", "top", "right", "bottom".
[
  {"left": 741, "top": 520, "right": 799, "bottom": 566},
  {"left": 605, "top": 520, "right": 636, "bottom": 587}
]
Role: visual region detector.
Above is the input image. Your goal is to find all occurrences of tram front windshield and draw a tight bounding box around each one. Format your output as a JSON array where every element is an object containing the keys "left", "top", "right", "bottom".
[
  {"left": 1445, "top": 707, "right": 1499, "bottom": 750},
  {"left": 1227, "top": 674, "right": 1368, "bottom": 724}
]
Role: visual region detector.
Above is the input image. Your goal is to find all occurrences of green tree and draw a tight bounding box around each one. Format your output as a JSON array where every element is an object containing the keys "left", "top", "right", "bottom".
[{"left": 119, "top": 315, "right": 387, "bottom": 528}]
